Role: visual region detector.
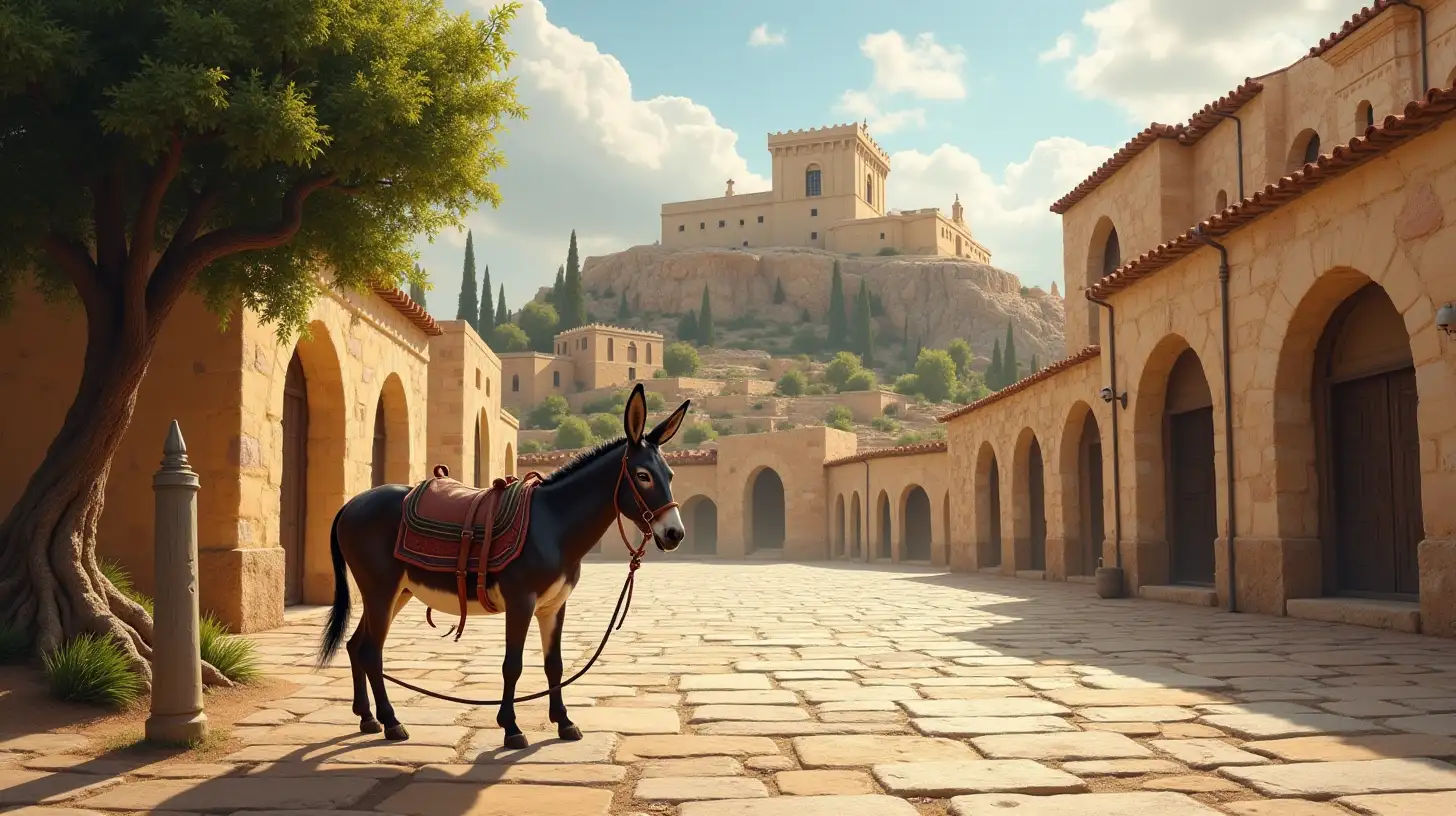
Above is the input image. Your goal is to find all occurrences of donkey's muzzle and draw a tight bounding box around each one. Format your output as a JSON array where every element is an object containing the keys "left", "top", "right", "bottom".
[{"left": 657, "top": 527, "right": 684, "bottom": 552}]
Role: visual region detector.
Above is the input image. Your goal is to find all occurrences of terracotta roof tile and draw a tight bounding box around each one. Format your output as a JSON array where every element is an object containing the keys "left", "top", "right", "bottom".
[
  {"left": 1178, "top": 79, "right": 1267, "bottom": 143},
  {"left": 1308, "top": 1, "right": 1398, "bottom": 58},
  {"left": 372, "top": 286, "right": 442, "bottom": 336},
  {"left": 1088, "top": 85, "right": 1456, "bottom": 299},
  {"left": 936, "top": 346, "right": 1102, "bottom": 424},
  {"left": 824, "top": 440, "right": 947, "bottom": 467},
  {"left": 517, "top": 447, "right": 718, "bottom": 468}
]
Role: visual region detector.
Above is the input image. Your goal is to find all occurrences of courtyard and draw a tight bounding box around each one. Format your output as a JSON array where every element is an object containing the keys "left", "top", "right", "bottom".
[{"left": 4, "top": 561, "right": 1456, "bottom": 815}]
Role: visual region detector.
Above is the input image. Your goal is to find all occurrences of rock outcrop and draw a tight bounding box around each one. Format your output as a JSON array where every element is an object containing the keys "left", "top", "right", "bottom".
[{"left": 579, "top": 245, "right": 1066, "bottom": 365}]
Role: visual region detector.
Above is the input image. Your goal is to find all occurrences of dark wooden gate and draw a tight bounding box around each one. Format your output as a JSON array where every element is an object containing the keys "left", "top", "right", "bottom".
[
  {"left": 370, "top": 395, "right": 386, "bottom": 488},
  {"left": 1028, "top": 438, "right": 1047, "bottom": 570},
  {"left": 1079, "top": 414, "right": 1105, "bottom": 575},
  {"left": 1331, "top": 367, "right": 1422, "bottom": 595},
  {"left": 281, "top": 353, "right": 309, "bottom": 606},
  {"left": 1169, "top": 407, "right": 1218, "bottom": 584}
]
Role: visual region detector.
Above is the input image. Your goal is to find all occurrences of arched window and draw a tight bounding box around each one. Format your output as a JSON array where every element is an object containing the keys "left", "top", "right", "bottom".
[
  {"left": 1357, "top": 100, "right": 1374, "bottom": 131},
  {"left": 805, "top": 164, "right": 822, "bottom": 197},
  {"left": 628, "top": 342, "right": 638, "bottom": 363},
  {"left": 607, "top": 337, "right": 614, "bottom": 361},
  {"left": 1101, "top": 228, "right": 1121, "bottom": 278},
  {"left": 511, "top": 374, "right": 519, "bottom": 392},
  {"left": 865, "top": 173, "right": 874, "bottom": 204},
  {"left": 646, "top": 344, "right": 653, "bottom": 364},
  {"left": 1303, "top": 133, "right": 1322, "bottom": 165},
  {"left": 1214, "top": 189, "right": 1228, "bottom": 212}
]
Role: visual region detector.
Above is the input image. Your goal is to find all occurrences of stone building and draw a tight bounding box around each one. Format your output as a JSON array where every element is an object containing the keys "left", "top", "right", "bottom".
[
  {"left": 660, "top": 123, "right": 992, "bottom": 261},
  {"left": 0, "top": 282, "right": 518, "bottom": 633},
  {"left": 499, "top": 323, "right": 663, "bottom": 411}
]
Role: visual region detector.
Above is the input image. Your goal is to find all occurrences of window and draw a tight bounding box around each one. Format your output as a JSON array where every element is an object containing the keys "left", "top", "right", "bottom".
[
  {"left": 647, "top": 344, "right": 653, "bottom": 364},
  {"left": 1304, "top": 134, "right": 1321, "bottom": 164},
  {"left": 757, "top": 215, "right": 764, "bottom": 223},
  {"left": 879, "top": 232, "right": 885, "bottom": 239},
  {"left": 580, "top": 338, "right": 587, "bottom": 350},
  {"left": 553, "top": 371, "right": 560, "bottom": 387},
  {"left": 628, "top": 367, "right": 637, "bottom": 380},
  {"left": 718, "top": 219, "right": 725, "bottom": 228},
  {"left": 628, "top": 342, "right": 638, "bottom": 363},
  {"left": 486, "top": 378, "right": 491, "bottom": 396},
  {"left": 1215, "top": 189, "right": 1228, "bottom": 212},
  {"left": 866, "top": 173, "right": 874, "bottom": 204},
  {"left": 608, "top": 338, "right": 614, "bottom": 361},
  {"left": 511, "top": 374, "right": 519, "bottom": 392},
  {"left": 810, "top": 208, "right": 818, "bottom": 217},
  {"left": 805, "top": 166, "right": 822, "bottom": 197},
  {"left": 1357, "top": 100, "right": 1374, "bottom": 131},
  {"left": 699, "top": 222, "right": 705, "bottom": 230},
  {"left": 1101, "top": 228, "right": 1121, "bottom": 278},
  {"left": 742, "top": 240, "right": 748, "bottom": 246},
  {"left": 474, "top": 368, "right": 481, "bottom": 388},
  {"left": 738, "top": 219, "right": 744, "bottom": 226},
  {"left": 810, "top": 231, "right": 818, "bottom": 240},
  {"left": 678, "top": 224, "right": 685, "bottom": 232}
]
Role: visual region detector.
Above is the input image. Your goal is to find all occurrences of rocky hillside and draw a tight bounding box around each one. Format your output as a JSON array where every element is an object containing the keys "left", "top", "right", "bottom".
[{"left": 577, "top": 245, "right": 1065, "bottom": 369}]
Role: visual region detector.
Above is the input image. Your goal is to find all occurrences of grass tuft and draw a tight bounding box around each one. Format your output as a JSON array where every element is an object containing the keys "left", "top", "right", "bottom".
[
  {"left": 100, "top": 559, "right": 153, "bottom": 615},
  {"left": 42, "top": 633, "right": 145, "bottom": 707},
  {"left": 0, "top": 624, "right": 32, "bottom": 663},
  {"left": 200, "top": 613, "right": 260, "bottom": 684}
]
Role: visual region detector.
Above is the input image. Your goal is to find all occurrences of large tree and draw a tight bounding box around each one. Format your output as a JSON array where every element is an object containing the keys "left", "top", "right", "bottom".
[
  {"left": 827, "top": 262, "right": 846, "bottom": 349},
  {"left": 479, "top": 264, "right": 493, "bottom": 330},
  {"left": 495, "top": 283, "right": 508, "bottom": 326},
  {"left": 0, "top": 0, "right": 525, "bottom": 682},
  {"left": 697, "top": 285, "right": 715, "bottom": 347},
  {"left": 852, "top": 279, "right": 874, "bottom": 367},
  {"left": 560, "top": 229, "right": 586, "bottom": 329},
  {"left": 457, "top": 230, "right": 479, "bottom": 329},
  {"left": 1002, "top": 322, "right": 1019, "bottom": 384}
]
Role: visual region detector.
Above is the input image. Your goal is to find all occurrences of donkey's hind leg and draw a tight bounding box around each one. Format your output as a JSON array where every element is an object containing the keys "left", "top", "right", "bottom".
[
  {"left": 359, "top": 588, "right": 413, "bottom": 741},
  {"left": 498, "top": 590, "right": 538, "bottom": 750},
  {"left": 538, "top": 603, "right": 581, "bottom": 740},
  {"left": 346, "top": 589, "right": 411, "bottom": 734}
]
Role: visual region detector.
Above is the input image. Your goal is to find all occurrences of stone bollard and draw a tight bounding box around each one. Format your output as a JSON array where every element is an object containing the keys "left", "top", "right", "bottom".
[{"left": 145, "top": 420, "right": 208, "bottom": 744}]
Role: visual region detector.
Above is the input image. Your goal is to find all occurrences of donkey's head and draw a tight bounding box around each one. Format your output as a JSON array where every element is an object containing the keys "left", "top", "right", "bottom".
[{"left": 619, "top": 383, "right": 691, "bottom": 552}]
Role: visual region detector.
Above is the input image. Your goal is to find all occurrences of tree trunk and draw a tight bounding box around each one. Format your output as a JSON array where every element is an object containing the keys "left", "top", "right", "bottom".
[{"left": 0, "top": 319, "right": 230, "bottom": 689}]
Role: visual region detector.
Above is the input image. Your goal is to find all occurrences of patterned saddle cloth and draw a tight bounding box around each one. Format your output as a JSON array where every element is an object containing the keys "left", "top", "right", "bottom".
[{"left": 393, "top": 467, "right": 539, "bottom": 576}]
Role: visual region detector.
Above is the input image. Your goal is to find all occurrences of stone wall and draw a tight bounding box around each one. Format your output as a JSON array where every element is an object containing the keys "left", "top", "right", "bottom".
[{"left": 825, "top": 444, "right": 953, "bottom": 566}]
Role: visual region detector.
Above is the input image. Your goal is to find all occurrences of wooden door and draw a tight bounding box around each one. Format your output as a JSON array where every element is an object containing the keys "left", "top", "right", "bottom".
[
  {"left": 281, "top": 354, "right": 308, "bottom": 606},
  {"left": 370, "top": 396, "right": 386, "bottom": 488},
  {"left": 1168, "top": 407, "right": 1217, "bottom": 585},
  {"left": 1331, "top": 367, "right": 1423, "bottom": 595},
  {"left": 1028, "top": 439, "right": 1047, "bottom": 570}
]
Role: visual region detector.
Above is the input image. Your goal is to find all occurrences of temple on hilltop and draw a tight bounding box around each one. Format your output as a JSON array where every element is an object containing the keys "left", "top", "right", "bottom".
[{"left": 660, "top": 122, "right": 992, "bottom": 262}]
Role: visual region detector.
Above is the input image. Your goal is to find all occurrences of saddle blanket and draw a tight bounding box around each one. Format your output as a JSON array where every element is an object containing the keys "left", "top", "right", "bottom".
[{"left": 394, "top": 474, "right": 537, "bottom": 575}]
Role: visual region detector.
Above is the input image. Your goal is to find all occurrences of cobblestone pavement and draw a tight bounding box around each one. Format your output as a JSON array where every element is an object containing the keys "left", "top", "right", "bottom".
[{"left": 6, "top": 561, "right": 1456, "bottom": 815}]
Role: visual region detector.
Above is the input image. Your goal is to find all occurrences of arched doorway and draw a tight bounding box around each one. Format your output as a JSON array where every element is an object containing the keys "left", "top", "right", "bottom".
[
  {"left": 903, "top": 486, "right": 932, "bottom": 561},
  {"left": 976, "top": 443, "right": 1002, "bottom": 568},
  {"left": 1165, "top": 349, "right": 1218, "bottom": 585},
  {"left": 850, "top": 492, "right": 862, "bottom": 558},
  {"left": 685, "top": 496, "right": 719, "bottom": 555},
  {"left": 371, "top": 394, "right": 387, "bottom": 488},
  {"left": 834, "top": 494, "right": 846, "bottom": 557},
  {"left": 1017, "top": 433, "right": 1047, "bottom": 571},
  {"left": 1085, "top": 218, "right": 1120, "bottom": 345},
  {"left": 877, "top": 490, "right": 892, "bottom": 559},
  {"left": 1316, "top": 283, "right": 1422, "bottom": 597},
  {"left": 504, "top": 442, "right": 515, "bottom": 476},
  {"left": 749, "top": 468, "right": 785, "bottom": 550},
  {"left": 1078, "top": 412, "right": 1105, "bottom": 575},
  {"left": 473, "top": 420, "right": 483, "bottom": 487},
  {"left": 281, "top": 353, "right": 309, "bottom": 605}
]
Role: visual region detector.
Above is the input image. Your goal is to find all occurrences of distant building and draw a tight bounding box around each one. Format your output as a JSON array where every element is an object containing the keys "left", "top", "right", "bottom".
[
  {"left": 499, "top": 323, "right": 664, "bottom": 409},
  {"left": 660, "top": 122, "right": 991, "bottom": 262}
]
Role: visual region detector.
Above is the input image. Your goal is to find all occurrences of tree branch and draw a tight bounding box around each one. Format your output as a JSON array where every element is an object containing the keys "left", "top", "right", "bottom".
[
  {"left": 92, "top": 164, "right": 127, "bottom": 281},
  {"left": 41, "top": 233, "right": 105, "bottom": 319},
  {"left": 128, "top": 134, "right": 185, "bottom": 289}
]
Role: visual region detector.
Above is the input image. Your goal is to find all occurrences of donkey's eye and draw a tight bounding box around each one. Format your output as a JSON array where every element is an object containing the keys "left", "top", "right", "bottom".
[{"left": 636, "top": 472, "right": 652, "bottom": 483}]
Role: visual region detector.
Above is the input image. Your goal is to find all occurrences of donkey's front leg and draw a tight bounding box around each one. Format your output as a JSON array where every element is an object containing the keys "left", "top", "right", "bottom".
[
  {"left": 498, "top": 591, "right": 537, "bottom": 750},
  {"left": 538, "top": 603, "right": 581, "bottom": 740}
]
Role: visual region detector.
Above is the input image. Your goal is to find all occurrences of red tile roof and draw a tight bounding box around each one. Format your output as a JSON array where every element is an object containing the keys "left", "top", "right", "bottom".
[
  {"left": 372, "top": 286, "right": 442, "bottom": 336},
  {"left": 1308, "top": 1, "right": 1399, "bottom": 58},
  {"left": 824, "top": 440, "right": 948, "bottom": 467},
  {"left": 1089, "top": 85, "right": 1456, "bottom": 299},
  {"left": 517, "top": 448, "right": 718, "bottom": 468},
  {"left": 937, "top": 346, "right": 1102, "bottom": 424},
  {"left": 1049, "top": 79, "right": 1264, "bottom": 215}
]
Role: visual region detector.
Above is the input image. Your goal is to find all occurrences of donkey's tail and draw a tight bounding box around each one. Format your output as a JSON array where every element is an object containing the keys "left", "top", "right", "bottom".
[{"left": 317, "top": 505, "right": 351, "bottom": 668}]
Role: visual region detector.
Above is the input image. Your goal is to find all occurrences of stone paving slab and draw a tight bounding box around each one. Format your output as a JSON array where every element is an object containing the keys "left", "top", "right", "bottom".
[
  {"left": 792, "top": 735, "right": 976, "bottom": 767},
  {"left": 871, "top": 759, "right": 1088, "bottom": 797},
  {"left": 1337, "top": 791, "right": 1456, "bottom": 815},
  {"left": 1219, "top": 757, "right": 1456, "bottom": 798},
  {"left": 949, "top": 791, "right": 1223, "bottom": 815},
  {"left": 635, "top": 775, "right": 770, "bottom": 802},
  {"left": 913, "top": 715, "right": 1080, "bottom": 737},
  {"left": 678, "top": 794, "right": 920, "bottom": 815},
  {"left": 375, "top": 782, "right": 613, "bottom": 815},
  {"left": 971, "top": 731, "right": 1153, "bottom": 760},
  {"left": 82, "top": 777, "right": 379, "bottom": 812}
]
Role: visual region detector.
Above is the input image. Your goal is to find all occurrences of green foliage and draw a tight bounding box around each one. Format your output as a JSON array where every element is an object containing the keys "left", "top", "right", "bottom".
[
  {"left": 828, "top": 264, "right": 845, "bottom": 350},
  {"left": 842, "top": 369, "right": 876, "bottom": 391},
  {"left": 550, "top": 266, "right": 564, "bottom": 308},
  {"left": 953, "top": 377, "right": 991, "bottom": 404},
  {"left": 894, "top": 373, "right": 920, "bottom": 395},
  {"left": 876, "top": 247, "right": 901, "bottom": 256},
  {"left": 490, "top": 322, "right": 529, "bottom": 352},
  {"left": 780, "top": 421, "right": 797, "bottom": 430},
  {"left": 988, "top": 339, "right": 1005, "bottom": 391},
  {"left": 0, "top": 624, "right": 31, "bottom": 663},
  {"left": 199, "top": 613, "right": 259, "bottom": 684},
  {"left": 101, "top": 559, "right": 153, "bottom": 615},
  {"left": 870, "top": 415, "right": 900, "bottom": 433},
  {"left": 496, "top": 285, "right": 509, "bottom": 327},
  {"left": 914, "top": 349, "right": 958, "bottom": 402},
  {"left": 773, "top": 277, "right": 786, "bottom": 304},
  {"left": 896, "top": 430, "right": 925, "bottom": 446},
  {"left": 1020, "top": 285, "right": 1030, "bottom": 296},
  {"left": 617, "top": 290, "right": 631, "bottom": 320},
  {"left": 645, "top": 391, "right": 666, "bottom": 411},
  {"left": 457, "top": 231, "right": 480, "bottom": 328},
  {"left": 790, "top": 326, "right": 823, "bottom": 355},
  {"left": 560, "top": 230, "right": 586, "bottom": 330},
  {"left": 883, "top": 402, "right": 899, "bottom": 416},
  {"left": 409, "top": 265, "right": 428, "bottom": 309},
  {"left": 681, "top": 421, "right": 717, "bottom": 446},
  {"left": 43, "top": 634, "right": 144, "bottom": 708},
  {"left": 480, "top": 264, "right": 494, "bottom": 329},
  {"left": 851, "top": 280, "right": 875, "bottom": 366},
  {"left": 697, "top": 285, "right": 715, "bottom": 346},
  {"left": 947, "top": 338, "right": 973, "bottom": 380},
  {"left": 652, "top": 368, "right": 669, "bottom": 378},
  {"left": 1003, "top": 322, "right": 1019, "bottom": 386},
  {"left": 777, "top": 369, "right": 806, "bottom": 396},
  {"left": 518, "top": 438, "right": 549, "bottom": 454},
  {"left": 825, "top": 405, "right": 854, "bottom": 432},
  {"left": 745, "top": 420, "right": 764, "bottom": 434},
  {"left": 580, "top": 394, "right": 620, "bottom": 415},
  {"left": 677, "top": 310, "right": 699, "bottom": 343},
  {"left": 824, "top": 351, "right": 863, "bottom": 390},
  {"left": 588, "top": 413, "right": 619, "bottom": 439},
  {"left": 805, "top": 382, "right": 832, "bottom": 396},
  {"left": 518, "top": 301, "right": 559, "bottom": 352},
  {"left": 553, "top": 416, "right": 594, "bottom": 450},
  {"left": 711, "top": 421, "right": 736, "bottom": 437},
  {"left": 527, "top": 395, "right": 570, "bottom": 431},
  {"left": 663, "top": 342, "right": 700, "bottom": 376}
]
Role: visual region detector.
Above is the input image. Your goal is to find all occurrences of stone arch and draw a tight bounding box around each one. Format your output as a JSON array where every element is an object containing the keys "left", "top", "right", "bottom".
[
  {"left": 628, "top": 341, "right": 638, "bottom": 363},
  {"left": 865, "top": 172, "right": 874, "bottom": 205},
  {"left": 974, "top": 441, "right": 1003, "bottom": 568},
  {"left": 1356, "top": 99, "right": 1374, "bottom": 132},
  {"left": 1084, "top": 216, "right": 1120, "bottom": 343},
  {"left": 504, "top": 441, "right": 515, "bottom": 476},
  {"left": 747, "top": 466, "right": 786, "bottom": 551},
  {"left": 1449, "top": 65, "right": 1456, "bottom": 88},
  {"left": 372, "top": 373, "right": 410, "bottom": 487},
  {"left": 683, "top": 495, "right": 719, "bottom": 555},
  {"left": 850, "top": 491, "right": 863, "bottom": 558},
  {"left": 474, "top": 407, "right": 493, "bottom": 487},
  {"left": 1059, "top": 401, "right": 1106, "bottom": 577},
  {"left": 1288, "top": 128, "right": 1322, "bottom": 171},
  {"left": 805, "top": 163, "right": 823, "bottom": 197},
  {"left": 1011, "top": 428, "right": 1048, "bottom": 572},
  {"left": 282, "top": 321, "right": 347, "bottom": 606},
  {"left": 900, "top": 485, "right": 932, "bottom": 561},
  {"left": 511, "top": 373, "right": 519, "bottom": 392},
  {"left": 1272, "top": 270, "right": 1423, "bottom": 597},
  {"left": 877, "top": 489, "right": 892, "bottom": 559},
  {"left": 1134, "top": 337, "right": 1219, "bottom": 586},
  {"left": 834, "top": 493, "right": 846, "bottom": 557}
]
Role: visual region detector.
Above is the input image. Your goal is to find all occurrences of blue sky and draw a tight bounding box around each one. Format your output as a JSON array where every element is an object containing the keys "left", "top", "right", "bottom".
[{"left": 411, "top": 0, "right": 1364, "bottom": 319}]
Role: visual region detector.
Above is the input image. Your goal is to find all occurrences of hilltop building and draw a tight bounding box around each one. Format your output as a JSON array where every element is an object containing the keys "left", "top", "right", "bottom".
[
  {"left": 499, "top": 323, "right": 664, "bottom": 411},
  {"left": 660, "top": 122, "right": 991, "bottom": 261}
]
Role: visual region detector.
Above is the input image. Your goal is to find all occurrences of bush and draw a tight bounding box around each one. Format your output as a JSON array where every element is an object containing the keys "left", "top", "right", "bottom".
[
  {"left": 789, "top": 327, "right": 822, "bottom": 355},
  {"left": 777, "top": 370, "right": 806, "bottom": 396},
  {"left": 518, "top": 439, "right": 549, "bottom": 454},
  {"left": 805, "top": 382, "right": 831, "bottom": 395},
  {"left": 588, "top": 413, "right": 619, "bottom": 439},
  {"left": 825, "top": 405, "right": 854, "bottom": 432},
  {"left": 895, "top": 430, "right": 926, "bottom": 446},
  {"left": 681, "top": 421, "right": 717, "bottom": 446},
  {"left": 200, "top": 613, "right": 260, "bottom": 684},
  {"left": 842, "top": 370, "right": 876, "bottom": 392},
  {"left": 554, "top": 416, "right": 594, "bottom": 450},
  {"left": 893, "top": 373, "right": 921, "bottom": 395},
  {"left": 580, "top": 394, "right": 620, "bottom": 415},
  {"left": 663, "top": 342, "right": 700, "bottom": 376},
  {"left": 876, "top": 246, "right": 900, "bottom": 256},
  {"left": 745, "top": 421, "right": 764, "bottom": 434},
  {"left": 0, "top": 625, "right": 30, "bottom": 663},
  {"left": 779, "top": 421, "right": 797, "bottom": 430},
  {"left": 490, "top": 323, "right": 530, "bottom": 353},
  {"left": 518, "top": 301, "right": 560, "bottom": 352},
  {"left": 947, "top": 338, "right": 973, "bottom": 380},
  {"left": 871, "top": 415, "right": 900, "bottom": 433},
  {"left": 527, "top": 395, "right": 570, "bottom": 430},
  {"left": 712, "top": 421, "right": 737, "bottom": 437},
  {"left": 43, "top": 634, "right": 144, "bottom": 707},
  {"left": 653, "top": 368, "right": 670, "bottom": 378},
  {"left": 646, "top": 391, "right": 666, "bottom": 411},
  {"left": 913, "top": 349, "right": 958, "bottom": 402},
  {"left": 823, "top": 351, "right": 863, "bottom": 389}
]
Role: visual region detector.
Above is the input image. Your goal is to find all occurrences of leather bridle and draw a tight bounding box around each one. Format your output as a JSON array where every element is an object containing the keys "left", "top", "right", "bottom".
[{"left": 613, "top": 445, "right": 680, "bottom": 568}]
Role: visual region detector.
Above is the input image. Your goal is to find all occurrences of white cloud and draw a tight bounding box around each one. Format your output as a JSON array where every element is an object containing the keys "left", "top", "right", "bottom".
[
  {"left": 833, "top": 90, "right": 925, "bottom": 135},
  {"left": 833, "top": 30, "right": 966, "bottom": 136},
  {"left": 748, "top": 24, "right": 786, "bottom": 47},
  {"left": 1058, "top": 0, "right": 1363, "bottom": 122},
  {"left": 1038, "top": 33, "right": 1074, "bottom": 63}
]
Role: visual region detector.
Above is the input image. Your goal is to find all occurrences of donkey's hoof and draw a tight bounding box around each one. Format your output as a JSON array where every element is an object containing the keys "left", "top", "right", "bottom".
[
  {"left": 359, "top": 718, "right": 383, "bottom": 734},
  {"left": 558, "top": 723, "right": 583, "bottom": 741},
  {"left": 383, "top": 724, "right": 410, "bottom": 741},
  {"left": 503, "top": 732, "right": 530, "bottom": 750}
]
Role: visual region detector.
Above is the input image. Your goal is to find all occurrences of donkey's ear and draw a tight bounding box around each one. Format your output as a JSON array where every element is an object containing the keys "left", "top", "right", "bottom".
[
  {"left": 647, "top": 399, "right": 691, "bottom": 447},
  {"left": 623, "top": 383, "right": 648, "bottom": 446}
]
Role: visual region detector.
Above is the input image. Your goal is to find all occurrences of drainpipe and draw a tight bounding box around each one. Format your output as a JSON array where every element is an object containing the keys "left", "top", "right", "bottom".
[
  {"left": 1192, "top": 224, "right": 1239, "bottom": 614},
  {"left": 1209, "top": 111, "right": 1245, "bottom": 202},
  {"left": 1083, "top": 291, "right": 1124, "bottom": 573},
  {"left": 1391, "top": 1, "right": 1430, "bottom": 94}
]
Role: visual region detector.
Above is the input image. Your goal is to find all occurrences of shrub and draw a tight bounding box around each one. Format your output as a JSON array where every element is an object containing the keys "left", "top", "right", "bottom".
[
  {"left": 893, "top": 373, "right": 921, "bottom": 395},
  {"left": 913, "top": 349, "right": 958, "bottom": 402},
  {"left": 663, "top": 342, "right": 700, "bottom": 376},
  {"left": 871, "top": 415, "right": 900, "bottom": 433},
  {"left": 518, "top": 439, "right": 549, "bottom": 454},
  {"left": 645, "top": 391, "right": 666, "bottom": 411},
  {"left": 580, "top": 394, "right": 619, "bottom": 415},
  {"left": 0, "top": 625, "right": 30, "bottom": 663},
  {"left": 200, "top": 614, "right": 260, "bottom": 684},
  {"left": 946, "top": 338, "right": 973, "bottom": 380},
  {"left": 745, "top": 421, "right": 764, "bottom": 433},
  {"left": 43, "top": 634, "right": 144, "bottom": 708},
  {"left": 553, "top": 416, "right": 594, "bottom": 450},
  {"left": 588, "top": 413, "right": 619, "bottom": 439},
  {"left": 779, "top": 421, "right": 797, "bottom": 430},
  {"left": 789, "top": 327, "right": 822, "bottom": 355},
  {"left": 842, "top": 370, "right": 876, "bottom": 392},
  {"left": 895, "top": 430, "right": 926, "bottom": 446},
  {"left": 653, "top": 368, "right": 670, "bottom": 378},
  {"left": 883, "top": 403, "right": 899, "bottom": 416},
  {"left": 805, "top": 383, "right": 831, "bottom": 396},
  {"left": 101, "top": 559, "right": 153, "bottom": 615},
  {"left": 752, "top": 401, "right": 766, "bottom": 410},
  {"left": 777, "top": 370, "right": 806, "bottom": 396},
  {"left": 712, "top": 421, "right": 737, "bottom": 436},
  {"left": 927, "top": 426, "right": 947, "bottom": 441},
  {"left": 490, "top": 323, "right": 530, "bottom": 353},
  {"left": 823, "top": 351, "right": 863, "bottom": 389},
  {"left": 825, "top": 405, "right": 854, "bottom": 432},
  {"left": 527, "top": 395, "right": 570, "bottom": 430},
  {"left": 876, "top": 246, "right": 900, "bottom": 256},
  {"left": 681, "top": 421, "right": 717, "bottom": 446}
]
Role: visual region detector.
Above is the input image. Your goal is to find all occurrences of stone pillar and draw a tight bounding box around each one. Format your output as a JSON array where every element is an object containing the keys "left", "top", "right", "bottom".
[{"left": 146, "top": 420, "right": 208, "bottom": 744}]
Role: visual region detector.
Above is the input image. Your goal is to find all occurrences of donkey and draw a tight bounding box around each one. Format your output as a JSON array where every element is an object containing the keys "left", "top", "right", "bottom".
[{"left": 318, "top": 384, "right": 690, "bottom": 748}]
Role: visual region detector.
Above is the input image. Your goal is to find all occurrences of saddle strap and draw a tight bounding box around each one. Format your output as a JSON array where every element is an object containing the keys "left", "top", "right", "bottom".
[
  {"left": 476, "top": 487, "right": 506, "bottom": 615},
  {"left": 452, "top": 486, "right": 493, "bottom": 641}
]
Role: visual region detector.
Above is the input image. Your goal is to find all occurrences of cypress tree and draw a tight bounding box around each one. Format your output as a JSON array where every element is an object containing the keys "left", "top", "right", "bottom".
[
  {"left": 853, "top": 279, "right": 874, "bottom": 366},
  {"left": 479, "top": 264, "right": 494, "bottom": 329},
  {"left": 827, "top": 262, "right": 847, "bottom": 349},
  {"left": 495, "top": 284, "right": 508, "bottom": 326},
  {"left": 773, "top": 277, "right": 786, "bottom": 304},
  {"left": 1003, "top": 322, "right": 1019, "bottom": 384},
  {"left": 456, "top": 230, "right": 479, "bottom": 329},
  {"left": 989, "top": 339, "right": 1004, "bottom": 390},
  {"left": 678, "top": 309, "right": 699, "bottom": 343},
  {"left": 409, "top": 264, "right": 427, "bottom": 309},
  {"left": 551, "top": 265, "right": 564, "bottom": 308},
  {"left": 562, "top": 229, "right": 587, "bottom": 329},
  {"left": 697, "top": 285, "right": 715, "bottom": 347},
  {"left": 617, "top": 290, "right": 631, "bottom": 320}
]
